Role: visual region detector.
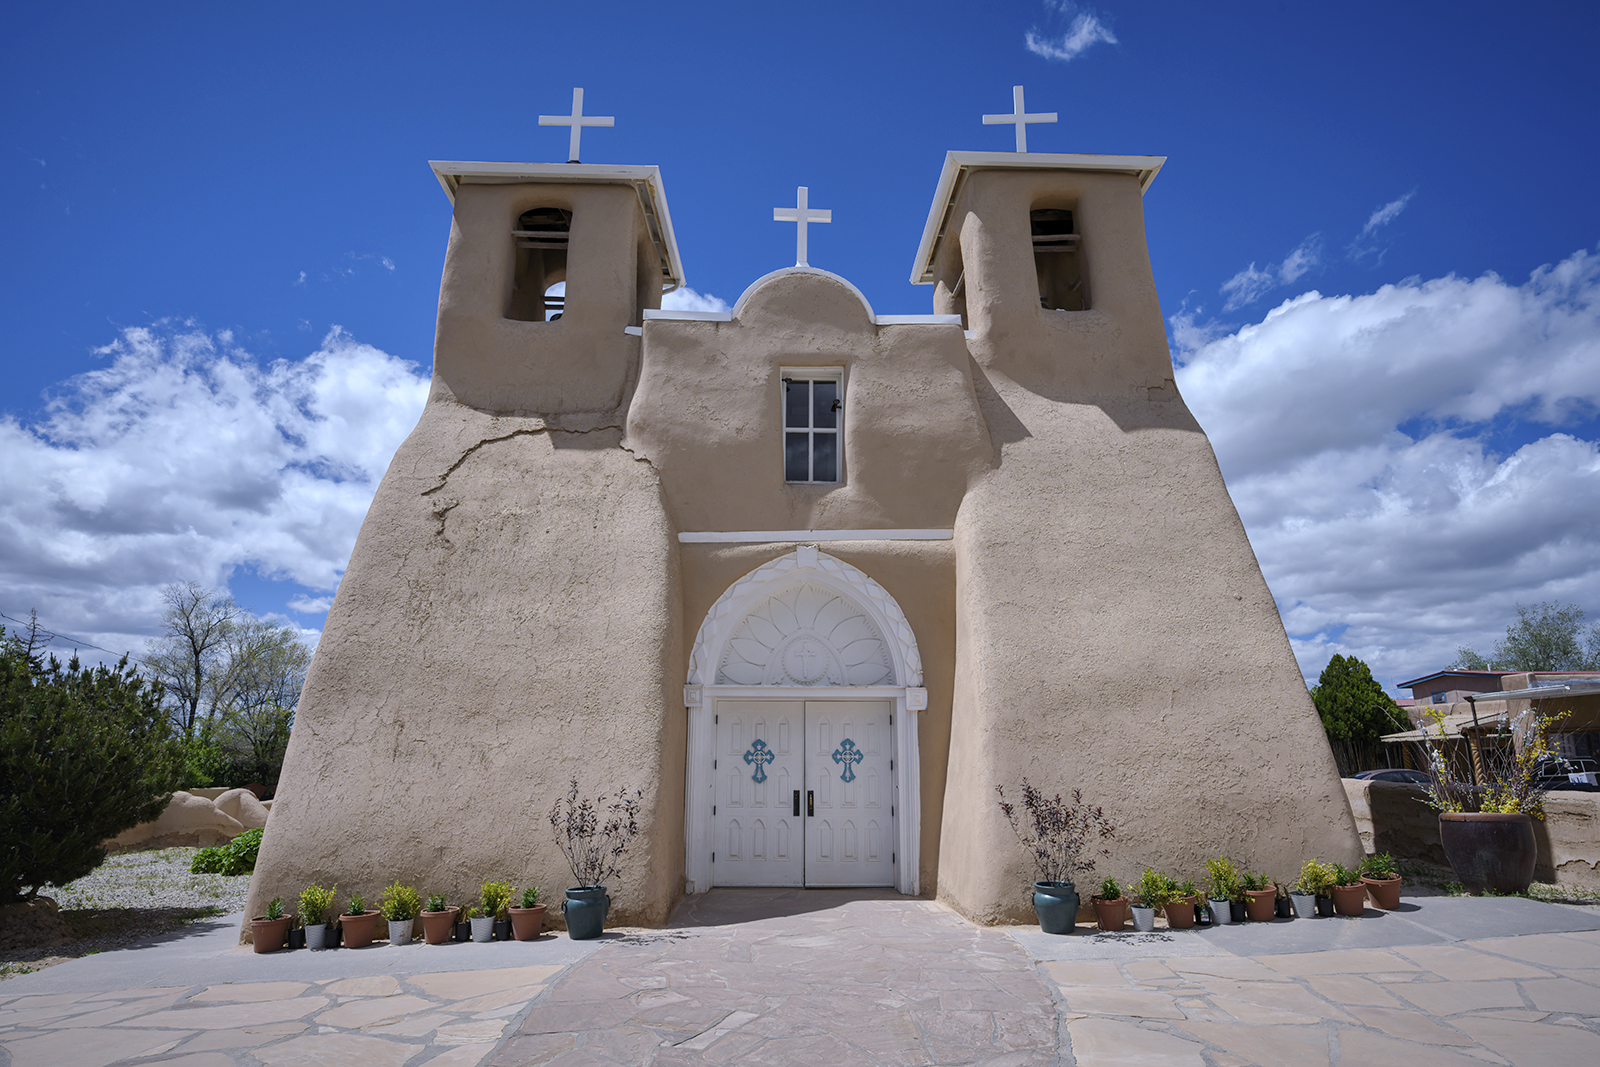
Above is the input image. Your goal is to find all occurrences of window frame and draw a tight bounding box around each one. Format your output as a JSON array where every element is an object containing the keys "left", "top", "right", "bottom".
[{"left": 780, "top": 367, "right": 844, "bottom": 485}]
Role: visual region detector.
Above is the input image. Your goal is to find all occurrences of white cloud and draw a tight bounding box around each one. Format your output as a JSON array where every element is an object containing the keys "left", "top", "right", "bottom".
[
  {"left": 1025, "top": 8, "right": 1117, "bottom": 63},
  {"left": 1350, "top": 191, "right": 1415, "bottom": 265},
  {"left": 660, "top": 287, "right": 731, "bottom": 313},
  {"left": 1220, "top": 235, "right": 1323, "bottom": 310},
  {"left": 0, "top": 323, "right": 429, "bottom": 658},
  {"left": 287, "top": 594, "right": 333, "bottom": 615},
  {"left": 1176, "top": 248, "right": 1600, "bottom": 688}
]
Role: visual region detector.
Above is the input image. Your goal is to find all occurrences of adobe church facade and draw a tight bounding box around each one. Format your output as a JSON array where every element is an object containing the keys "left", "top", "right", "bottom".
[{"left": 246, "top": 141, "right": 1362, "bottom": 929}]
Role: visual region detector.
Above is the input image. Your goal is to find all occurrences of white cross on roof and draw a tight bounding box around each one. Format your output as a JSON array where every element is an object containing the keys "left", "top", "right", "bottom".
[
  {"left": 538, "top": 87, "right": 614, "bottom": 163},
  {"left": 773, "top": 186, "right": 832, "bottom": 267},
  {"left": 982, "top": 85, "right": 1057, "bottom": 153}
]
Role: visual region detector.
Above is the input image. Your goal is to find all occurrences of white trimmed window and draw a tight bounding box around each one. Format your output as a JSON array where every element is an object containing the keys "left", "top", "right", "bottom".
[{"left": 782, "top": 369, "right": 842, "bottom": 483}]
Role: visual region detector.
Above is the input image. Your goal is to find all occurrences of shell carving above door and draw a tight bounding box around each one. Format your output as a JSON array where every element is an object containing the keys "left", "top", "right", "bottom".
[{"left": 716, "top": 582, "right": 895, "bottom": 686}]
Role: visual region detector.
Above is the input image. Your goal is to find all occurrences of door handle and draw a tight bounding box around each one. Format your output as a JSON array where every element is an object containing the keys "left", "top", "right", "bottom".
[
  {"left": 793, "top": 790, "right": 801, "bottom": 817},
  {"left": 807, "top": 790, "right": 814, "bottom": 817}
]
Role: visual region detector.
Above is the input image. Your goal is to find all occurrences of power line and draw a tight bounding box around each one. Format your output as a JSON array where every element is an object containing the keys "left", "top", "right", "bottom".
[{"left": 0, "top": 610, "right": 130, "bottom": 659}]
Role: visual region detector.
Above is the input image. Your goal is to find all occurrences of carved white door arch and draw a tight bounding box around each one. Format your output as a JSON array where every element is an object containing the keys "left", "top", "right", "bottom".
[{"left": 683, "top": 546, "right": 925, "bottom": 896}]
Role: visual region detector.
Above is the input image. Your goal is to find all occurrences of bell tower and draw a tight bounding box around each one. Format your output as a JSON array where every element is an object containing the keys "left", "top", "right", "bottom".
[{"left": 429, "top": 160, "right": 684, "bottom": 414}]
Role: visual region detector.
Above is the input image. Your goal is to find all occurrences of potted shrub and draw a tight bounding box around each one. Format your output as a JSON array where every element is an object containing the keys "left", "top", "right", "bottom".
[
  {"left": 550, "top": 777, "right": 644, "bottom": 940},
  {"left": 1204, "top": 857, "right": 1241, "bottom": 926},
  {"left": 1240, "top": 871, "right": 1276, "bottom": 922},
  {"left": 1415, "top": 706, "right": 1565, "bottom": 894},
  {"left": 996, "top": 779, "right": 1115, "bottom": 935},
  {"left": 1359, "top": 852, "right": 1402, "bottom": 910},
  {"left": 339, "top": 892, "right": 381, "bottom": 948},
  {"left": 1273, "top": 881, "right": 1294, "bottom": 919},
  {"left": 509, "top": 886, "right": 546, "bottom": 941},
  {"left": 1092, "top": 876, "right": 1127, "bottom": 931},
  {"left": 1131, "top": 869, "right": 1175, "bottom": 933},
  {"left": 298, "top": 883, "right": 337, "bottom": 950},
  {"left": 250, "top": 896, "right": 291, "bottom": 953},
  {"left": 1294, "top": 859, "right": 1335, "bottom": 917},
  {"left": 1329, "top": 863, "right": 1367, "bottom": 916},
  {"left": 455, "top": 904, "right": 475, "bottom": 942},
  {"left": 380, "top": 881, "right": 421, "bottom": 946},
  {"left": 1168, "top": 879, "right": 1199, "bottom": 930},
  {"left": 420, "top": 893, "right": 457, "bottom": 945},
  {"left": 473, "top": 881, "right": 511, "bottom": 942}
]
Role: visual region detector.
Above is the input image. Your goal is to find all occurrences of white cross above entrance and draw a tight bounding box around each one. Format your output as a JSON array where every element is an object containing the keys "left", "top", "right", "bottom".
[
  {"left": 773, "top": 186, "right": 832, "bottom": 267},
  {"left": 539, "top": 87, "right": 614, "bottom": 163},
  {"left": 982, "top": 85, "right": 1057, "bottom": 153}
]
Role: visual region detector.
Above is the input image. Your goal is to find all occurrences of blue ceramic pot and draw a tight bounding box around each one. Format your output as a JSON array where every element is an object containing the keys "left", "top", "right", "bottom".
[
  {"left": 563, "top": 886, "right": 610, "bottom": 940},
  {"left": 1031, "top": 881, "right": 1079, "bottom": 934}
]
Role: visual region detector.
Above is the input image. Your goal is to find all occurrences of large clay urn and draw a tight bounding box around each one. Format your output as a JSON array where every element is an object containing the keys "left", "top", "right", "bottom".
[{"left": 1439, "top": 812, "right": 1537, "bottom": 895}]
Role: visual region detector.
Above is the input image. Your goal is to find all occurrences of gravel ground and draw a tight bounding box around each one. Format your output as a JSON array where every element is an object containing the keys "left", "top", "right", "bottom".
[{"left": 0, "top": 847, "right": 250, "bottom": 981}]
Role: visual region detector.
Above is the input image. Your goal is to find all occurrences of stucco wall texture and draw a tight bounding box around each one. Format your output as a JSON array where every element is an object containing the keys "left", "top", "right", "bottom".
[{"left": 245, "top": 162, "right": 1361, "bottom": 934}]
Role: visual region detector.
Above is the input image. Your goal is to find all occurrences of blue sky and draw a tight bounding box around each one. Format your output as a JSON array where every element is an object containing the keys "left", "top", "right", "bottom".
[{"left": 3, "top": 1, "right": 1598, "bottom": 692}]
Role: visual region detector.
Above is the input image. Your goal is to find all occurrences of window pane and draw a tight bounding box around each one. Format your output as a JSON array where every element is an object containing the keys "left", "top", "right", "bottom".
[
  {"left": 813, "top": 381, "right": 837, "bottom": 429},
  {"left": 785, "top": 432, "right": 810, "bottom": 482},
  {"left": 812, "top": 433, "right": 837, "bottom": 482},
  {"left": 784, "top": 380, "right": 808, "bottom": 429}
]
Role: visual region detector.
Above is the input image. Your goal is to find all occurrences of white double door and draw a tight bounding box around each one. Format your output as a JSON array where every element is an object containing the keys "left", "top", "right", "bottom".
[{"left": 712, "top": 699, "right": 895, "bottom": 887}]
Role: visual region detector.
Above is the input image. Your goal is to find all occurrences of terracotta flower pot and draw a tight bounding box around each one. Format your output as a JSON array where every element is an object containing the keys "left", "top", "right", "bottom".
[
  {"left": 1331, "top": 883, "right": 1367, "bottom": 916},
  {"left": 1439, "top": 812, "right": 1537, "bottom": 895},
  {"left": 1244, "top": 888, "right": 1276, "bottom": 922},
  {"left": 1361, "top": 875, "right": 1402, "bottom": 910},
  {"left": 509, "top": 904, "right": 547, "bottom": 941},
  {"left": 421, "top": 909, "right": 457, "bottom": 945},
  {"left": 250, "top": 915, "right": 290, "bottom": 953},
  {"left": 338, "top": 910, "right": 381, "bottom": 948},
  {"left": 1092, "top": 896, "right": 1127, "bottom": 931},
  {"left": 1164, "top": 895, "right": 1196, "bottom": 930}
]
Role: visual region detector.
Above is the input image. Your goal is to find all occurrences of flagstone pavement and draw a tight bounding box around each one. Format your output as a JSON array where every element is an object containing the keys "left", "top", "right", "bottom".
[{"left": 1, "top": 889, "right": 1598, "bottom": 1066}]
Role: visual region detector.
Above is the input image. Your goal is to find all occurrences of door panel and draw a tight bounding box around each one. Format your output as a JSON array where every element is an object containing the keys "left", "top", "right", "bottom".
[
  {"left": 710, "top": 698, "right": 894, "bottom": 888},
  {"left": 804, "top": 700, "right": 895, "bottom": 887},
  {"left": 713, "top": 700, "right": 804, "bottom": 885}
]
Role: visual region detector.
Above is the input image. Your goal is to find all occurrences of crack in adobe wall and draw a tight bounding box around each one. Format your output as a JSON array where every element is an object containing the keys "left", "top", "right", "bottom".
[{"left": 421, "top": 423, "right": 630, "bottom": 497}]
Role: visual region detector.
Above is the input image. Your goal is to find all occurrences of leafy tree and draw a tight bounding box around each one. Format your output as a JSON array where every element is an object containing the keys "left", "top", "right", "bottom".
[
  {"left": 1311, "top": 654, "right": 1408, "bottom": 777},
  {"left": 1453, "top": 601, "right": 1600, "bottom": 672},
  {"left": 1, "top": 624, "right": 183, "bottom": 904}
]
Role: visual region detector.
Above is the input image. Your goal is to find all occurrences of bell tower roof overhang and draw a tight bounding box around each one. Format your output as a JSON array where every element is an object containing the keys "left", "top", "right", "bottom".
[
  {"left": 429, "top": 160, "right": 686, "bottom": 292},
  {"left": 908, "top": 150, "right": 1166, "bottom": 286}
]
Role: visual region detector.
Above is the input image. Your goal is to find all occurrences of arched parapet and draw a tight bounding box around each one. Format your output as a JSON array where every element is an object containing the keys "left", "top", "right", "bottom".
[
  {"left": 731, "top": 266, "right": 877, "bottom": 325},
  {"left": 687, "top": 545, "right": 923, "bottom": 689}
]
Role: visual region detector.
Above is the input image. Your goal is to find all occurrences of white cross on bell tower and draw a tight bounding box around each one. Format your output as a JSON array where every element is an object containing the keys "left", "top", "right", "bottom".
[
  {"left": 773, "top": 186, "right": 832, "bottom": 267},
  {"left": 982, "top": 85, "right": 1057, "bottom": 153},
  {"left": 539, "top": 87, "right": 615, "bottom": 163}
]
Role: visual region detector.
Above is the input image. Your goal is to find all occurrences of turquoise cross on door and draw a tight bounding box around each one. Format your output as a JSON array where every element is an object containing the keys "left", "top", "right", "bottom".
[
  {"left": 832, "top": 738, "right": 863, "bottom": 783},
  {"left": 743, "top": 738, "right": 775, "bottom": 783}
]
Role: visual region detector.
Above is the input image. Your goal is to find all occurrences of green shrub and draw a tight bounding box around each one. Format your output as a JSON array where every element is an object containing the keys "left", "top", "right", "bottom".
[
  {"left": 379, "top": 881, "right": 421, "bottom": 921},
  {"left": 189, "top": 827, "right": 263, "bottom": 876},
  {"left": 1, "top": 632, "right": 183, "bottom": 903},
  {"left": 1296, "top": 859, "right": 1337, "bottom": 896},
  {"left": 1095, "top": 876, "right": 1122, "bottom": 902},
  {"left": 298, "top": 883, "right": 336, "bottom": 927},
  {"left": 1132, "top": 869, "right": 1176, "bottom": 910},
  {"left": 518, "top": 886, "right": 541, "bottom": 909},
  {"left": 425, "top": 893, "right": 447, "bottom": 913},
  {"left": 480, "top": 880, "right": 513, "bottom": 920},
  {"left": 1205, "top": 857, "right": 1243, "bottom": 902},
  {"left": 346, "top": 892, "right": 367, "bottom": 916},
  {"left": 1359, "top": 852, "right": 1397, "bottom": 879}
]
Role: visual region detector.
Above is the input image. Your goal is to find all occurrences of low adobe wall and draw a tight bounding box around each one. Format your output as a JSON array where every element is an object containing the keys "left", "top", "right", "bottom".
[
  {"left": 1342, "top": 779, "right": 1600, "bottom": 889},
  {"left": 103, "top": 789, "right": 271, "bottom": 852}
]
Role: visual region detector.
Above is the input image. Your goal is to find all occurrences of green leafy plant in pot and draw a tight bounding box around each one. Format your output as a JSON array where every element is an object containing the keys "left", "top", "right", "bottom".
[
  {"left": 379, "top": 881, "right": 422, "bottom": 946},
  {"left": 1091, "top": 876, "right": 1127, "bottom": 932},
  {"left": 340, "top": 891, "right": 381, "bottom": 948},
  {"left": 996, "top": 780, "right": 1115, "bottom": 935},
  {"left": 1329, "top": 863, "right": 1367, "bottom": 917},
  {"left": 1204, "top": 857, "right": 1242, "bottom": 925},
  {"left": 1294, "top": 859, "right": 1336, "bottom": 918},
  {"left": 250, "top": 895, "right": 291, "bottom": 953},
  {"left": 1358, "top": 852, "right": 1402, "bottom": 910},
  {"left": 1171, "top": 879, "right": 1201, "bottom": 929},
  {"left": 1131, "top": 869, "right": 1176, "bottom": 932},
  {"left": 474, "top": 881, "right": 512, "bottom": 943},
  {"left": 298, "top": 883, "right": 337, "bottom": 950},
  {"left": 420, "top": 892, "right": 456, "bottom": 945},
  {"left": 508, "top": 885, "right": 546, "bottom": 941},
  {"left": 550, "top": 777, "right": 643, "bottom": 940},
  {"left": 1240, "top": 871, "right": 1276, "bottom": 922}
]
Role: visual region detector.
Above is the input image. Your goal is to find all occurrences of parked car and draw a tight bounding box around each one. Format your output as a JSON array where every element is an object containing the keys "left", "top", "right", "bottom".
[
  {"left": 1352, "top": 768, "right": 1431, "bottom": 785},
  {"left": 1534, "top": 756, "right": 1600, "bottom": 791}
]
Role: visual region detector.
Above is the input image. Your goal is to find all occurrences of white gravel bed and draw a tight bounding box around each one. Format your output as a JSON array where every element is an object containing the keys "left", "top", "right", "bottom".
[
  {"left": 45, "top": 846, "right": 251, "bottom": 913},
  {"left": 1, "top": 847, "right": 251, "bottom": 979}
]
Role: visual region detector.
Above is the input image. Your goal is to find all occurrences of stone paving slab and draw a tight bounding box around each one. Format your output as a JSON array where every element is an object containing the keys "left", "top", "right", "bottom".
[{"left": 1, "top": 890, "right": 1598, "bottom": 1065}]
